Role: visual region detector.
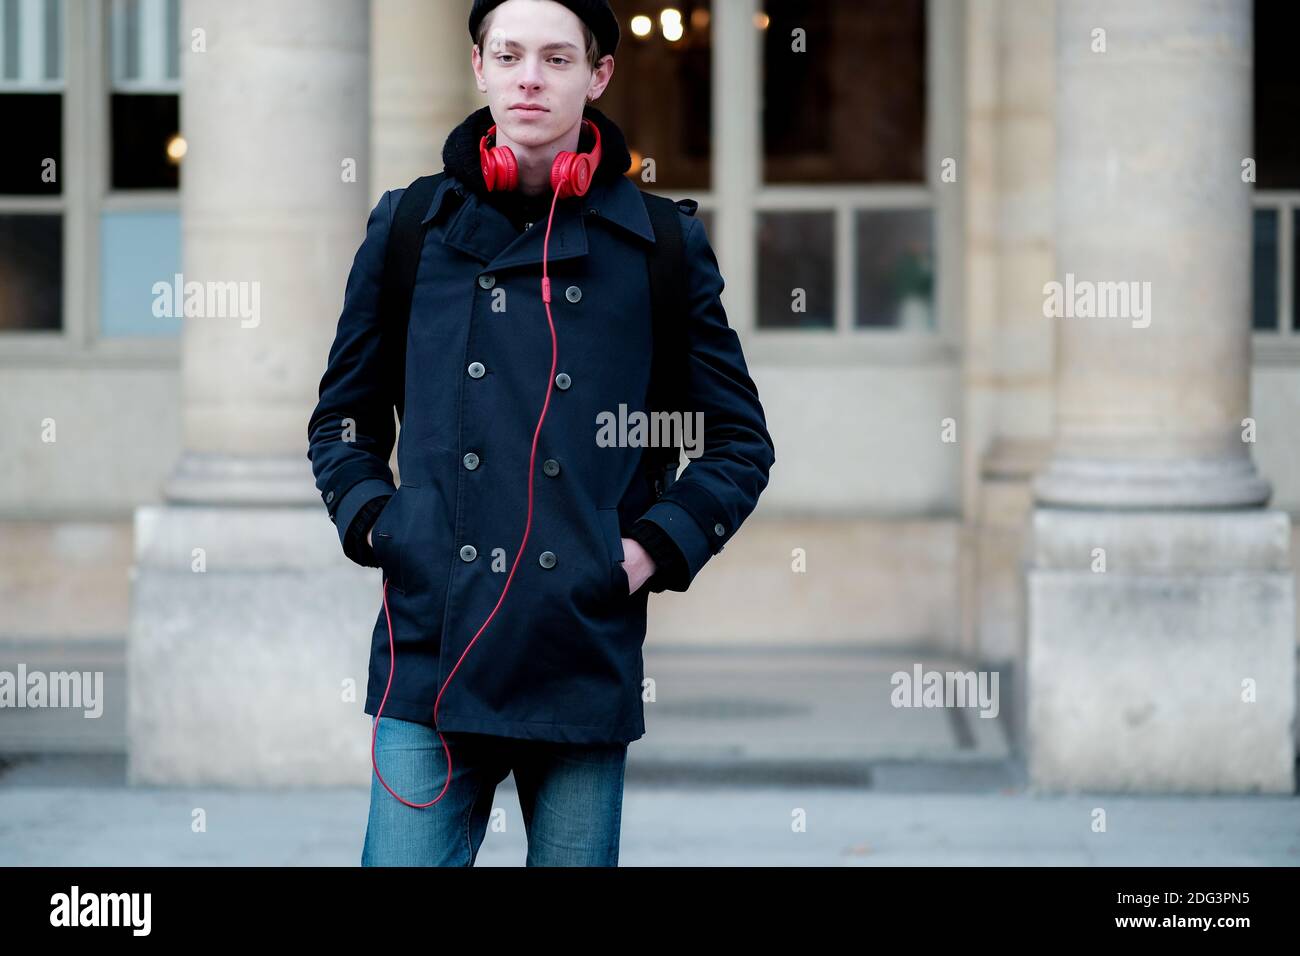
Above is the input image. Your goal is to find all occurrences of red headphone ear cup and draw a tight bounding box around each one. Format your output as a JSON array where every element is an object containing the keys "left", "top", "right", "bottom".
[
  {"left": 485, "top": 145, "right": 518, "bottom": 191},
  {"left": 576, "top": 153, "right": 594, "bottom": 195},
  {"left": 481, "top": 126, "right": 519, "bottom": 192},
  {"left": 496, "top": 145, "right": 519, "bottom": 191},
  {"left": 561, "top": 154, "right": 595, "bottom": 199},
  {"left": 554, "top": 153, "right": 594, "bottom": 199},
  {"left": 550, "top": 151, "right": 574, "bottom": 197},
  {"left": 551, "top": 118, "right": 600, "bottom": 198}
]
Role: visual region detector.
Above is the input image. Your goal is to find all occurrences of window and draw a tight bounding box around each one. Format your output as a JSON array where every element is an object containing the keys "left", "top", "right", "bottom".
[
  {"left": 1252, "top": 1, "right": 1300, "bottom": 345},
  {"left": 761, "top": 0, "right": 925, "bottom": 185},
  {"left": 755, "top": 0, "right": 934, "bottom": 333},
  {"left": 599, "top": 0, "right": 951, "bottom": 346},
  {"left": 101, "top": 0, "right": 182, "bottom": 338},
  {"left": 109, "top": 0, "right": 181, "bottom": 191},
  {"left": 0, "top": 1, "right": 182, "bottom": 345},
  {"left": 855, "top": 208, "right": 932, "bottom": 330},
  {"left": 1252, "top": 208, "right": 1277, "bottom": 331},
  {"left": 756, "top": 210, "right": 833, "bottom": 328},
  {"left": 603, "top": 1, "right": 711, "bottom": 192},
  {"left": 0, "top": 0, "right": 64, "bottom": 333}
]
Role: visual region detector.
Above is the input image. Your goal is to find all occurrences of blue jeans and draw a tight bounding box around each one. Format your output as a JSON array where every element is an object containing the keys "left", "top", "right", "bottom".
[{"left": 361, "top": 715, "right": 628, "bottom": 866}]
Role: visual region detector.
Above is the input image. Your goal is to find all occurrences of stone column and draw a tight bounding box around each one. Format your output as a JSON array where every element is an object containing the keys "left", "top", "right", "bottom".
[
  {"left": 128, "top": 0, "right": 378, "bottom": 785},
  {"left": 964, "top": 0, "right": 1058, "bottom": 703},
  {"left": 1028, "top": 0, "right": 1295, "bottom": 792},
  {"left": 371, "top": 0, "right": 477, "bottom": 195},
  {"left": 164, "top": 0, "right": 371, "bottom": 503}
]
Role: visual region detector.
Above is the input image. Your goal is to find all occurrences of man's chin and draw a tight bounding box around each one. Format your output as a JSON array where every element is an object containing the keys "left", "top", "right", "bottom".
[{"left": 505, "top": 114, "right": 554, "bottom": 133}]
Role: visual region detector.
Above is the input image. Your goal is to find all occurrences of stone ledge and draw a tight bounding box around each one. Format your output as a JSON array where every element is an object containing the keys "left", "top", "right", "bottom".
[{"left": 1031, "top": 508, "right": 1293, "bottom": 572}]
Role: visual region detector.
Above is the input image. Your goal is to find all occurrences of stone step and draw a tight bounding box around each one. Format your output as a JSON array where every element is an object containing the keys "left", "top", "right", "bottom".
[{"left": 0, "top": 639, "right": 1017, "bottom": 790}]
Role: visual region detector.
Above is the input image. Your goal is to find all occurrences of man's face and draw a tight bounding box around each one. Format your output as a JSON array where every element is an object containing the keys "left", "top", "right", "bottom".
[{"left": 471, "top": 0, "right": 613, "bottom": 149}]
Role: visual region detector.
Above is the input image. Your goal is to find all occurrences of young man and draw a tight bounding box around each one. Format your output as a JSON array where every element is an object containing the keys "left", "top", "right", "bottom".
[{"left": 307, "top": 0, "right": 775, "bottom": 866}]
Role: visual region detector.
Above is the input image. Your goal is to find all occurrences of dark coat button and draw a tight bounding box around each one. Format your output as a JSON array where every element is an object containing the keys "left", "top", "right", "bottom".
[
  {"left": 542, "top": 458, "right": 560, "bottom": 477},
  {"left": 565, "top": 285, "right": 582, "bottom": 303},
  {"left": 477, "top": 274, "right": 495, "bottom": 289},
  {"left": 463, "top": 452, "right": 480, "bottom": 470},
  {"left": 714, "top": 522, "right": 726, "bottom": 536},
  {"left": 468, "top": 361, "right": 485, "bottom": 378},
  {"left": 538, "top": 550, "right": 557, "bottom": 568},
  {"left": 325, "top": 490, "right": 334, "bottom": 503},
  {"left": 554, "top": 372, "right": 571, "bottom": 390},
  {"left": 460, "top": 545, "right": 477, "bottom": 562}
]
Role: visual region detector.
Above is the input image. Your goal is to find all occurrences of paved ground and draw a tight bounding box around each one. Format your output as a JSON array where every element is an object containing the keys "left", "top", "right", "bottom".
[
  {"left": 1, "top": 754, "right": 1297, "bottom": 865},
  {"left": 2, "top": 642, "right": 1297, "bottom": 866}
]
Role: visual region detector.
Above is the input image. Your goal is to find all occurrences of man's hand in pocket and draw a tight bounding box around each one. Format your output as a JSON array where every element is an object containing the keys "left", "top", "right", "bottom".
[{"left": 620, "top": 537, "right": 657, "bottom": 595}]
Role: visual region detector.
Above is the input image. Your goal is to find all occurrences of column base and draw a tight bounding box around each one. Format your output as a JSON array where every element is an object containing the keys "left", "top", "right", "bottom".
[
  {"left": 127, "top": 503, "right": 379, "bottom": 786},
  {"left": 1026, "top": 508, "right": 1295, "bottom": 793},
  {"left": 162, "top": 451, "right": 322, "bottom": 506},
  {"left": 1033, "top": 455, "right": 1272, "bottom": 509}
]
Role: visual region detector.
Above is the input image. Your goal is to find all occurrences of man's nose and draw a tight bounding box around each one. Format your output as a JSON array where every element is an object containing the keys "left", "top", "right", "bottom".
[{"left": 519, "top": 56, "right": 544, "bottom": 91}]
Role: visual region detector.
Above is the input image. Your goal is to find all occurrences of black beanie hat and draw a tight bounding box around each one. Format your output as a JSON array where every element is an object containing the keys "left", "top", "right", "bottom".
[{"left": 468, "top": 0, "right": 620, "bottom": 61}]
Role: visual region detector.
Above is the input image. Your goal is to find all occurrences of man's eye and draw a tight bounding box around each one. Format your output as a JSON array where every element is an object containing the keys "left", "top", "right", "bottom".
[{"left": 494, "top": 53, "right": 567, "bottom": 65}]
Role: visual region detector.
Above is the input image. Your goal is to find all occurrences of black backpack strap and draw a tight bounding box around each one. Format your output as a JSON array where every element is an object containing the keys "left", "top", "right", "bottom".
[
  {"left": 639, "top": 191, "right": 695, "bottom": 498},
  {"left": 378, "top": 172, "right": 449, "bottom": 423}
]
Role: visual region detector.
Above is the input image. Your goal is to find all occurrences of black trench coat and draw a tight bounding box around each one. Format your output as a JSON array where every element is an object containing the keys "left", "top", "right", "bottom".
[{"left": 308, "top": 168, "right": 775, "bottom": 744}]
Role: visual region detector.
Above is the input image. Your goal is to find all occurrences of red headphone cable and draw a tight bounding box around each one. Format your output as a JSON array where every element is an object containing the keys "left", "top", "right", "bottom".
[{"left": 370, "top": 185, "right": 565, "bottom": 808}]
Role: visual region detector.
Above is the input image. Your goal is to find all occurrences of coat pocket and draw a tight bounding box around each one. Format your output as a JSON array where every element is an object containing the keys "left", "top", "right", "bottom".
[
  {"left": 596, "top": 507, "right": 629, "bottom": 600},
  {"left": 370, "top": 488, "right": 407, "bottom": 593}
]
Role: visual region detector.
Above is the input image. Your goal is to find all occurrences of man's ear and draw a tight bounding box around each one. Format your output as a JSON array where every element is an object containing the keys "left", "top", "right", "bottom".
[
  {"left": 471, "top": 44, "right": 486, "bottom": 92},
  {"left": 587, "top": 54, "right": 615, "bottom": 102}
]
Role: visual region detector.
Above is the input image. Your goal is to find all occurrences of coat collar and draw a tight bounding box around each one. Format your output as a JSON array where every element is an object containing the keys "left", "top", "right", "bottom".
[
  {"left": 421, "top": 171, "right": 655, "bottom": 270},
  {"left": 419, "top": 103, "right": 656, "bottom": 270}
]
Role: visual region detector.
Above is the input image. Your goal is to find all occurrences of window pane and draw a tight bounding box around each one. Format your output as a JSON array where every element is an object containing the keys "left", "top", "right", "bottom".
[
  {"left": 0, "top": 0, "right": 62, "bottom": 86},
  {"left": 110, "top": 92, "right": 181, "bottom": 189},
  {"left": 1294, "top": 210, "right": 1300, "bottom": 333},
  {"left": 111, "top": 0, "right": 182, "bottom": 190},
  {"left": 164, "top": 0, "right": 178, "bottom": 79},
  {"left": 111, "top": 0, "right": 178, "bottom": 87},
  {"left": 0, "top": 213, "right": 61, "bottom": 331},
  {"left": 762, "top": 0, "right": 925, "bottom": 184},
  {"left": 0, "top": 92, "right": 60, "bottom": 193},
  {"left": 1, "top": 0, "right": 13, "bottom": 80},
  {"left": 42, "top": 0, "right": 59, "bottom": 80},
  {"left": 1254, "top": 2, "right": 1300, "bottom": 189},
  {"left": 1252, "top": 208, "right": 1278, "bottom": 331},
  {"left": 100, "top": 210, "right": 181, "bottom": 336},
  {"left": 756, "top": 211, "right": 833, "bottom": 329},
  {"left": 602, "top": 1, "right": 711, "bottom": 189},
  {"left": 121, "top": 0, "right": 139, "bottom": 80},
  {"left": 0, "top": 0, "right": 62, "bottom": 194},
  {"left": 855, "top": 209, "right": 933, "bottom": 329}
]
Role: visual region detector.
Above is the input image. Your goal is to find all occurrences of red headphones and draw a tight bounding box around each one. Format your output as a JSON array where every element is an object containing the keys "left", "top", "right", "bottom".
[{"left": 480, "top": 116, "right": 602, "bottom": 198}]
